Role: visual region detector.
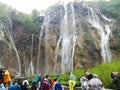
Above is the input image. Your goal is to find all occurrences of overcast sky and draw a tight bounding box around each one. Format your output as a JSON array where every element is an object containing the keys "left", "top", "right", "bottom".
[
  {"left": 0, "top": 0, "right": 59, "bottom": 14},
  {"left": 0, "top": 0, "right": 109, "bottom": 14}
]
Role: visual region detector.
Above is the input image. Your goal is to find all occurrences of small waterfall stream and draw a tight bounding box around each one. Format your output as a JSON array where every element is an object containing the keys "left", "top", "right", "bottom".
[
  {"left": 0, "top": 20, "right": 21, "bottom": 75},
  {"left": 88, "top": 7, "right": 112, "bottom": 62},
  {"left": 30, "top": 34, "right": 34, "bottom": 75}
]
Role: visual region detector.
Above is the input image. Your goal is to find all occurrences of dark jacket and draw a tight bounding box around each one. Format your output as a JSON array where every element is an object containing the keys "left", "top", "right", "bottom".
[
  {"left": 87, "top": 74, "right": 93, "bottom": 80},
  {"left": 113, "top": 75, "right": 120, "bottom": 90}
]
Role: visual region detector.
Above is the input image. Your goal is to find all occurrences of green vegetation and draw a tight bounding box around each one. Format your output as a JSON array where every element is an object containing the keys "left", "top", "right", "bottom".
[
  {"left": 50, "top": 59, "right": 120, "bottom": 88},
  {"left": 76, "top": 0, "right": 120, "bottom": 20},
  {"left": 27, "top": 59, "right": 120, "bottom": 89},
  {"left": 100, "top": 0, "right": 120, "bottom": 20},
  {"left": 0, "top": 2, "right": 43, "bottom": 32}
]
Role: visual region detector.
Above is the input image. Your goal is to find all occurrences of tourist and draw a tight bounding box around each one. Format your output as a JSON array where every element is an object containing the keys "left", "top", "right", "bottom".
[
  {"left": 0, "top": 80, "right": 5, "bottom": 90},
  {"left": 21, "top": 79, "right": 29, "bottom": 90},
  {"left": 39, "top": 76, "right": 45, "bottom": 90},
  {"left": 32, "top": 74, "right": 42, "bottom": 90},
  {"left": 3, "top": 68, "right": 11, "bottom": 88},
  {"left": 80, "top": 75, "right": 89, "bottom": 90},
  {"left": 111, "top": 71, "right": 120, "bottom": 90},
  {"left": 8, "top": 84, "right": 21, "bottom": 90},
  {"left": 41, "top": 75, "right": 51, "bottom": 90},
  {"left": 0, "top": 68, "right": 4, "bottom": 83},
  {"left": 89, "top": 74, "right": 103, "bottom": 90},
  {"left": 84, "top": 71, "right": 93, "bottom": 81},
  {"left": 10, "top": 78, "right": 22, "bottom": 90},
  {"left": 53, "top": 78, "right": 63, "bottom": 90},
  {"left": 69, "top": 72, "right": 76, "bottom": 81},
  {"left": 69, "top": 75, "right": 76, "bottom": 90},
  {"left": 49, "top": 79, "right": 55, "bottom": 89}
]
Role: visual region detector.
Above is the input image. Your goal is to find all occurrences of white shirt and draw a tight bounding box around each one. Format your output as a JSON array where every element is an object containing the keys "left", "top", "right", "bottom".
[{"left": 89, "top": 78, "right": 103, "bottom": 90}]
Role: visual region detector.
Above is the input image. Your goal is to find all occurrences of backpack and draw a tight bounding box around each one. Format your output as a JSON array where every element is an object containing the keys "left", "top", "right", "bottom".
[{"left": 42, "top": 80, "right": 50, "bottom": 90}]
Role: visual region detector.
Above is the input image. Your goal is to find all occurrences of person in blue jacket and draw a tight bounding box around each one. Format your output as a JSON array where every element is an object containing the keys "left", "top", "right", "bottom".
[
  {"left": 0, "top": 83, "right": 6, "bottom": 90},
  {"left": 53, "top": 78, "right": 63, "bottom": 90},
  {"left": 8, "top": 84, "right": 20, "bottom": 90}
]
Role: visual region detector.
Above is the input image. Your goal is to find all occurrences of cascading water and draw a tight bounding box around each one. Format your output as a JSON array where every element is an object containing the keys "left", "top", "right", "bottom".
[
  {"left": 70, "top": 1, "right": 77, "bottom": 71},
  {"left": 37, "top": 14, "right": 50, "bottom": 74},
  {"left": 30, "top": 1, "right": 113, "bottom": 74},
  {"left": 0, "top": 2, "right": 116, "bottom": 76},
  {"left": 98, "top": 9, "right": 112, "bottom": 22},
  {"left": 29, "top": 34, "right": 34, "bottom": 75},
  {"left": 0, "top": 20, "right": 21, "bottom": 75},
  {"left": 45, "top": 15, "right": 50, "bottom": 62},
  {"left": 88, "top": 7, "right": 112, "bottom": 62},
  {"left": 1, "top": 17, "right": 13, "bottom": 35},
  {"left": 44, "top": 15, "right": 53, "bottom": 74},
  {"left": 104, "top": 25, "right": 112, "bottom": 61},
  {"left": 0, "top": 24, "right": 4, "bottom": 41},
  {"left": 54, "top": 1, "right": 77, "bottom": 73}
]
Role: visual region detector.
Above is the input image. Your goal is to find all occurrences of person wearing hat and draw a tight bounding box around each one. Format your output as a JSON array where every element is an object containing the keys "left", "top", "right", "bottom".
[
  {"left": 111, "top": 72, "right": 120, "bottom": 90},
  {"left": 70, "top": 72, "right": 76, "bottom": 81},
  {"left": 68, "top": 74, "right": 76, "bottom": 90},
  {"left": 89, "top": 74, "right": 103, "bottom": 90}
]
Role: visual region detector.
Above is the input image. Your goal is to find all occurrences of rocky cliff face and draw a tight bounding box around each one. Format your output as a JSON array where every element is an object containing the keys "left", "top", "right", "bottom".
[{"left": 0, "top": 2, "right": 120, "bottom": 76}]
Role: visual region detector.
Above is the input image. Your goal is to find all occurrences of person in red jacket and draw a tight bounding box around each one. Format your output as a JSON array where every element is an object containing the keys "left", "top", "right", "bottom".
[{"left": 42, "top": 75, "right": 51, "bottom": 90}]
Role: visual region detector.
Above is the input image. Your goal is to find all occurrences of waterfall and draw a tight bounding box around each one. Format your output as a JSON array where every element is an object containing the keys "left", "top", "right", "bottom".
[
  {"left": 45, "top": 15, "right": 50, "bottom": 62},
  {"left": 61, "top": 3, "right": 70, "bottom": 73},
  {"left": 0, "top": 25, "right": 4, "bottom": 41},
  {"left": 0, "top": 21, "right": 21, "bottom": 75},
  {"left": 37, "top": 22, "right": 43, "bottom": 74},
  {"left": 88, "top": 7, "right": 112, "bottom": 62},
  {"left": 98, "top": 9, "right": 112, "bottom": 22},
  {"left": 70, "top": 1, "right": 77, "bottom": 71},
  {"left": 37, "top": 14, "right": 50, "bottom": 74},
  {"left": 104, "top": 25, "right": 112, "bottom": 62},
  {"left": 1, "top": 17, "right": 13, "bottom": 35},
  {"left": 54, "top": 1, "right": 77, "bottom": 73},
  {"left": 30, "top": 34, "right": 34, "bottom": 75}
]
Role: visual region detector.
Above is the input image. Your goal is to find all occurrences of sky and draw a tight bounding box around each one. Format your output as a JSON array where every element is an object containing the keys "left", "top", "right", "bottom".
[
  {"left": 0, "top": 0, "right": 109, "bottom": 14},
  {"left": 0, "top": 0, "right": 59, "bottom": 14}
]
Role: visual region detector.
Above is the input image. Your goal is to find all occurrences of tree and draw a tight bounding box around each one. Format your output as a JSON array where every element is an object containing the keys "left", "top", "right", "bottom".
[
  {"left": 31, "top": 9, "right": 40, "bottom": 22},
  {"left": 100, "top": 0, "right": 120, "bottom": 20}
]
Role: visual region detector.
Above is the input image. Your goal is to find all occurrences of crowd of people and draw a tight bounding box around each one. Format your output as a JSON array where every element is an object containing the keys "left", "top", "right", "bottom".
[
  {"left": 0, "top": 68, "right": 120, "bottom": 90},
  {"left": 31, "top": 74, "right": 64, "bottom": 90}
]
